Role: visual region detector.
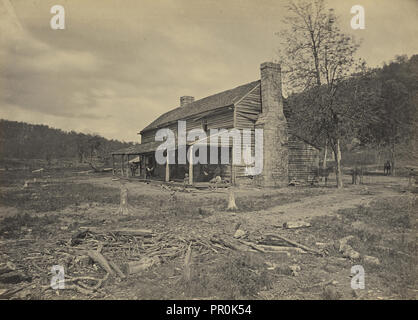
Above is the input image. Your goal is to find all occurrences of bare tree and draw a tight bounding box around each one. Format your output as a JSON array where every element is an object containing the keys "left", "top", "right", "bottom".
[{"left": 277, "top": 0, "right": 362, "bottom": 188}]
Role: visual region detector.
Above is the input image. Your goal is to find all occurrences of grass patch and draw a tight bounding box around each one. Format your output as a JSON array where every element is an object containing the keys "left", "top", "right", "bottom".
[
  {"left": 310, "top": 195, "right": 417, "bottom": 299},
  {"left": 0, "top": 182, "right": 119, "bottom": 212},
  {"left": 183, "top": 252, "right": 271, "bottom": 299},
  {"left": 0, "top": 212, "right": 60, "bottom": 238},
  {"left": 236, "top": 188, "right": 325, "bottom": 212}
]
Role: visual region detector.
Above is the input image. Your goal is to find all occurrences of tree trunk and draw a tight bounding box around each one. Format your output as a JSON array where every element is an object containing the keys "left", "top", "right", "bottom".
[
  {"left": 322, "top": 140, "right": 328, "bottom": 182},
  {"left": 390, "top": 143, "right": 396, "bottom": 176},
  {"left": 334, "top": 139, "right": 343, "bottom": 189},
  {"left": 375, "top": 144, "right": 381, "bottom": 170}
]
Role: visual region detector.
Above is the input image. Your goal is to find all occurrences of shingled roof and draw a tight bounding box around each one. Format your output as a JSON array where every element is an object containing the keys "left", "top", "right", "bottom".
[
  {"left": 141, "top": 80, "right": 260, "bottom": 133},
  {"left": 112, "top": 79, "right": 319, "bottom": 155}
]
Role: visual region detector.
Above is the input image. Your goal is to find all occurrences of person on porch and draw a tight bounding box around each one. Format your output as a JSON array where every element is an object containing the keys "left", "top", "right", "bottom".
[{"left": 146, "top": 162, "right": 154, "bottom": 179}]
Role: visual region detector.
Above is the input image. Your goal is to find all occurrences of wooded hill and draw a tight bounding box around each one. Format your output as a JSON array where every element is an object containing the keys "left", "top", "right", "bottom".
[
  {"left": 286, "top": 55, "right": 418, "bottom": 169},
  {"left": 0, "top": 119, "right": 135, "bottom": 165}
]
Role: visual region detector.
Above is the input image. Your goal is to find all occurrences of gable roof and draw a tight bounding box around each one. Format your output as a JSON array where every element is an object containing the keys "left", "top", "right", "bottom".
[{"left": 141, "top": 80, "right": 260, "bottom": 133}]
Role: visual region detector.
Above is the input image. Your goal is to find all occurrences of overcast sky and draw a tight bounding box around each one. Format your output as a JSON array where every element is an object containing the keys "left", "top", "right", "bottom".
[{"left": 1, "top": 0, "right": 417, "bottom": 142}]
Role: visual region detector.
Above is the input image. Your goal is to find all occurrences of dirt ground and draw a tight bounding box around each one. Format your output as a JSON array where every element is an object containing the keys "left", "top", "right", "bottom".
[{"left": 0, "top": 169, "right": 416, "bottom": 300}]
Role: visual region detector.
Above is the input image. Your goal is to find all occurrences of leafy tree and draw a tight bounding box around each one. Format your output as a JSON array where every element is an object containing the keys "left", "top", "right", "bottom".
[{"left": 277, "top": 0, "right": 362, "bottom": 188}]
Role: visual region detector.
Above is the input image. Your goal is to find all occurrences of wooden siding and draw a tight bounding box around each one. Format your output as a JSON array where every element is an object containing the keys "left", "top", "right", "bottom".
[
  {"left": 140, "top": 82, "right": 319, "bottom": 185},
  {"left": 234, "top": 84, "right": 261, "bottom": 178},
  {"left": 235, "top": 84, "right": 261, "bottom": 129},
  {"left": 288, "top": 135, "right": 319, "bottom": 182}
]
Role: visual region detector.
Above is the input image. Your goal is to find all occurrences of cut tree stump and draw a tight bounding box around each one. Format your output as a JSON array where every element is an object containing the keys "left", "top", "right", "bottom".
[
  {"left": 183, "top": 243, "right": 192, "bottom": 283},
  {"left": 227, "top": 188, "right": 238, "bottom": 211},
  {"left": 115, "top": 183, "right": 129, "bottom": 215}
]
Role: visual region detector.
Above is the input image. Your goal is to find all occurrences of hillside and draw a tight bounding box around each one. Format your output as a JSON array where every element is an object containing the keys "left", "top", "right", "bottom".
[{"left": 0, "top": 119, "right": 135, "bottom": 166}]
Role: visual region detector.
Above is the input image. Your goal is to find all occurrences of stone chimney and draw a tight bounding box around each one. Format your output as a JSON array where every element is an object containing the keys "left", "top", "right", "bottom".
[
  {"left": 255, "top": 62, "right": 288, "bottom": 187},
  {"left": 180, "top": 96, "right": 194, "bottom": 107}
]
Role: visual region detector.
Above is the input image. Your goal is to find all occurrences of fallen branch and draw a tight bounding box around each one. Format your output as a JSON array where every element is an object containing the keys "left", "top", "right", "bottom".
[
  {"left": 124, "top": 256, "right": 160, "bottom": 275},
  {"left": 41, "top": 274, "right": 109, "bottom": 295},
  {"left": 108, "top": 260, "right": 126, "bottom": 279},
  {"left": 0, "top": 283, "right": 34, "bottom": 299},
  {"left": 210, "top": 236, "right": 239, "bottom": 251},
  {"left": 76, "top": 170, "right": 93, "bottom": 175},
  {"left": 237, "top": 240, "right": 266, "bottom": 253},
  {"left": 113, "top": 228, "right": 153, "bottom": 237},
  {"left": 87, "top": 250, "right": 115, "bottom": 276},
  {"left": 265, "top": 233, "right": 323, "bottom": 256},
  {"left": 255, "top": 244, "right": 305, "bottom": 254},
  {"left": 283, "top": 221, "right": 311, "bottom": 229},
  {"left": 60, "top": 284, "right": 94, "bottom": 295}
]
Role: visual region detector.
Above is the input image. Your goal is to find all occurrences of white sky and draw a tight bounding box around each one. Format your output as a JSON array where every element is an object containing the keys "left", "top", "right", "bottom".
[{"left": 1, "top": 0, "right": 417, "bottom": 142}]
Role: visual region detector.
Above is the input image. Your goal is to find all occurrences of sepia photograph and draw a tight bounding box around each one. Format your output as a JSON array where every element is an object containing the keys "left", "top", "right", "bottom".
[{"left": 0, "top": 0, "right": 417, "bottom": 305}]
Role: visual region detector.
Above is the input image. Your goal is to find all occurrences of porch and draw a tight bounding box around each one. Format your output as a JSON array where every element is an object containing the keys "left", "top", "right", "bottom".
[{"left": 111, "top": 141, "right": 234, "bottom": 186}]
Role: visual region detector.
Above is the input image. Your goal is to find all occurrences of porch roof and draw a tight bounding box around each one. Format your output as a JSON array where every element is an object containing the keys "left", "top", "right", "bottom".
[{"left": 111, "top": 141, "right": 162, "bottom": 155}]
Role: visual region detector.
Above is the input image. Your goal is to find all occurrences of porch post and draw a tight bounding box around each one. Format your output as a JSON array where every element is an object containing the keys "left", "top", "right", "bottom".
[
  {"left": 230, "top": 147, "right": 235, "bottom": 185},
  {"left": 126, "top": 154, "right": 130, "bottom": 178},
  {"left": 142, "top": 155, "right": 146, "bottom": 179},
  {"left": 165, "top": 155, "right": 170, "bottom": 182},
  {"left": 188, "top": 146, "right": 193, "bottom": 185},
  {"left": 136, "top": 154, "right": 140, "bottom": 177},
  {"left": 112, "top": 155, "right": 115, "bottom": 176},
  {"left": 121, "top": 154, "right": 125, "bottom": 176},
  {"left": 231, "top": 162, "right": 234, "bottom": 185}
]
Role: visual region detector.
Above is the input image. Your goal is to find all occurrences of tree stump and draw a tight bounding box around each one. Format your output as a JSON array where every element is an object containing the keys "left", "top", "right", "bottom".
[
  {"left": 227, "top": 188, "right": 238, "bottom": 211},
  {"left": 183, "top": 243, "right": 192, "bottom": 283},
  {"left": 115, "top": 183, "right": 129, "bottom": 215}
]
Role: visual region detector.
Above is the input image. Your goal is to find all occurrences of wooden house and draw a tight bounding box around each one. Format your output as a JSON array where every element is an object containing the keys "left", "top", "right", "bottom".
[{"left": 112, "top": 62, "right": 319, "bottom": 187}]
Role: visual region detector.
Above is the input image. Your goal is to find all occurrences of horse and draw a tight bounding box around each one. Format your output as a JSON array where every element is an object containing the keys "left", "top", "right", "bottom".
[
  {"left": 352, "top": 166, "right": 364, "bottom": 184},
  {"left": 384, "top": 161, "right": 391, "bottom": 176},
  {"left": 316, "top": 166, "right": 334, "bottom": 186}
]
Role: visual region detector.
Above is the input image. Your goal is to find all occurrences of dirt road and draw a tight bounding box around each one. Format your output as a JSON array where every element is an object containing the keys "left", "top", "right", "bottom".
[{"left": 241, "top": 184, "right": 402, "bottom": 228}]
